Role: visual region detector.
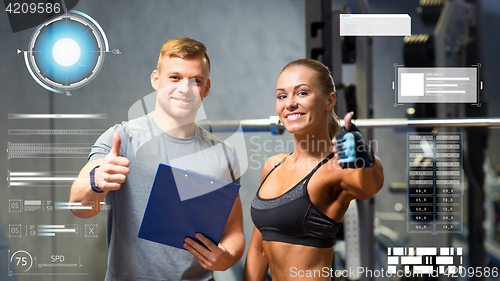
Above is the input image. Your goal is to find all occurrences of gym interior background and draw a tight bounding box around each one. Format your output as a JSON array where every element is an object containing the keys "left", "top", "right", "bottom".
[{"left": 1, "top": 0, "right": 500, "bottom": 280}]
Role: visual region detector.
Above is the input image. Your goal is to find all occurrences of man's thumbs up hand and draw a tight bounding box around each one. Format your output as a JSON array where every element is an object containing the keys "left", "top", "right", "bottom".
[
  {"left": 108, "top": 132, "right": 122, "bottom": 157},
  {"left": 95, "top": 132, "right": 130, "bottom": 191}
]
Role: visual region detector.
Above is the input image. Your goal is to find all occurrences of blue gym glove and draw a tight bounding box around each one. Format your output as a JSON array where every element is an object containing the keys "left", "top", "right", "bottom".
[{"left": 334, "top": 124, "right": 375, "bottom": 169}]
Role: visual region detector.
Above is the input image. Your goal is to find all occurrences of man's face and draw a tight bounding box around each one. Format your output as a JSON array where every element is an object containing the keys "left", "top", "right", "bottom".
[{"left": 151, "top": 56, "right": 210, "bottom": 121}]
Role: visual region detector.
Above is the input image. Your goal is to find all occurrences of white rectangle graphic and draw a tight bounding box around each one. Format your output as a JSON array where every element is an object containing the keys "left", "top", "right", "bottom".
[
  {"left": 416, "top": 247, "right": 437, "bottom": 256},
  {"left": 393, "top": 247, "right": 405, "bottom": 255},
  {"left": 426, "top": 77, "right": 470, "bottom": 80},
  {"left": 24, "top": 200, "right": 41, "bottom": 205},
  {"left": 339, "top": 14, "right": 411, "bottom": 36},
  {"left": 388, "top": 266, "right": 397, "bottom": 274},
  {"left": 440, "top": 247, "right": 449, "bottom": 255},
  {"left": 401, "top": 73, "right": 424, "bottom": 96},
  {"left": 414, "top": 266, "right": 434, "bottom": 274},
  {"left": 388, "top": 256, "right": 399, "bottom": 264},
  {"left": 401, "top": 256, "right": 422, "bottom": 264},
  {"left": 388, "top": 247, "right": 463, "bottom": 275},
  {"left": 436, "top": 256, "right": 454, "bottom": 264}
]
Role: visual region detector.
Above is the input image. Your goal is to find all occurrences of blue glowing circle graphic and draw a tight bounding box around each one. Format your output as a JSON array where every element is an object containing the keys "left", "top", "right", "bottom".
[
  {"left": 25, "top": 11, "right": 109, "bottom": 94},
  {"left": 52, "top": 38, "right": 81, "bottom": 67}
]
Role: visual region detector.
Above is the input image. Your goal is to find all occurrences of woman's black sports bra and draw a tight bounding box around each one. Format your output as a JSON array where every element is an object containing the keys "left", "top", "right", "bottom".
[{"left": 251, "top": 153, "right": 340, "bottom": 248}]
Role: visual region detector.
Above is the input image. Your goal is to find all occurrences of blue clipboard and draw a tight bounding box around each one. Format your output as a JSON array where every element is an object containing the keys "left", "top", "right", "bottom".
[{"left": 138, "top": 164, "right": 240, "bottom": 250}]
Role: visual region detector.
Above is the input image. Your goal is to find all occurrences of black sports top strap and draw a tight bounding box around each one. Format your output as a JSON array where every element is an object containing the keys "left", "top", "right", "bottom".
[
  {"left": 303, "top": 152, "right": 335, "bottom": 184},
  {"left": 260, "top": 152, "right": 335, "bottom": 187},
  {"left": 259, "top": 153, "right": 291, "bottom": 187}
]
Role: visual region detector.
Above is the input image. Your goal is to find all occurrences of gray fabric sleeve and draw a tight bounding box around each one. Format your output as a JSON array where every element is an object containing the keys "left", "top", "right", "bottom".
[{"left": 88, "top": 124, "right": 121, "bottom": 161}]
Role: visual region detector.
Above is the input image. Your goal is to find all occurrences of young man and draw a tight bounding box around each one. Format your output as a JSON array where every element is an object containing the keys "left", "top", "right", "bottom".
[{"left": 70, "top": 37, "right": 244, "bottom": 280}]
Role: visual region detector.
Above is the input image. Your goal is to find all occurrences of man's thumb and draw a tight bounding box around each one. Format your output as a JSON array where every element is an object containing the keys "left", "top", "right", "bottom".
[{"left": 110, "top": 132, "right": 121, "bottom": 156}]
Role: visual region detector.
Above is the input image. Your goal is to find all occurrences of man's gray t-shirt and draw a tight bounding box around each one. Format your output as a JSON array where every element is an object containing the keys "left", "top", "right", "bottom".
[{"left": 89, "top": 113, "right": 240, "bottom": 281}]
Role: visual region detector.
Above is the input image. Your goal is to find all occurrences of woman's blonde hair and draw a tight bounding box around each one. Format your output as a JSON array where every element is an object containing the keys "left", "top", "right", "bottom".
[{"left": 281, "top": 58, "right": 340, "bottom": 138}]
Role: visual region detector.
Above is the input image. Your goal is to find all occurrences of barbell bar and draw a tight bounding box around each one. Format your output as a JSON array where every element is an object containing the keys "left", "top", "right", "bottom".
[{"left": 196, "top": 117, "right": 500, "bottom": 135}]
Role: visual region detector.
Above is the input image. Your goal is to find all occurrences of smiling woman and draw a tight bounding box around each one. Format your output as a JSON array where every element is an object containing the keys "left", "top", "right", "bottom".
[
  {"left": 276, "top": 59, "right": 341, "bottom": 139},
  {"left": 244, "top": 58, "right": 384, "bottom": 281}
]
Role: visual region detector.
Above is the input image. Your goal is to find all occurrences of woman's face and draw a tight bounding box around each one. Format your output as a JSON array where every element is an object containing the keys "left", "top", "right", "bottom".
[{"left": 275, "top": 66, "right": 335, "bottom": 136}]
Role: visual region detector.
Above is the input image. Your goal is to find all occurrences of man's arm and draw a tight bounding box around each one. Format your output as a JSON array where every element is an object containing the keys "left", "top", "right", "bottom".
[
  {"left": 70, "top": 132, "right": 129, "bottom": 218},
  {"left": 70, "top": 158, "right": 108, "bottom": 218},
  {"left": 183, "top": 196, "right": 245, "bottom": 271}
]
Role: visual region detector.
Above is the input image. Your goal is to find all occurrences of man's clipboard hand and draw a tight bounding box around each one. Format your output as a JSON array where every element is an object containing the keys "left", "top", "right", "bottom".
[
  {"left": 184, "top": 233, "right": 233, "bottom": 271},
  {"left": 94, "top": 132, "right": 130, "bottom": 191}
]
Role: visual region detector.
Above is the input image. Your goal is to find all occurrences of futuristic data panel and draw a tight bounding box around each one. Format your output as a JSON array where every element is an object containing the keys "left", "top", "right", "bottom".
[
  {"left": 24, "top": 11, "right": 109, "bottom": 94},
  {"left": 393, "top": 65, "right": 482, "bottom": 106},
  {"left": 407, "top": 133, "right": 463, "bottom": 234}
]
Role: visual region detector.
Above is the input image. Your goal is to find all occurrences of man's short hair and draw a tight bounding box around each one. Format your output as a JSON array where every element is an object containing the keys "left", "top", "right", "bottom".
[{"left": 156, "top": 37, "right": 210, "bottom": 72}]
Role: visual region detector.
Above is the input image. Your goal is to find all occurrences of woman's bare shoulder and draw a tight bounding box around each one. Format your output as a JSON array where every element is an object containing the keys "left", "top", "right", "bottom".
[
  {"left": 260, "top": 153, "right": 290, "bottom": 178},
  {"left": 264, "top": 153, "right": 289, "bottom": 168}
]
